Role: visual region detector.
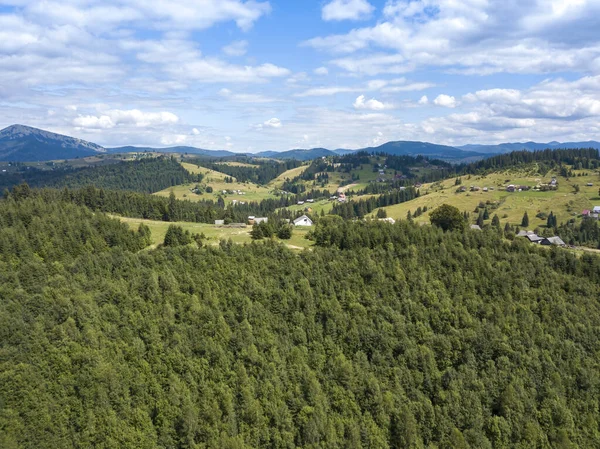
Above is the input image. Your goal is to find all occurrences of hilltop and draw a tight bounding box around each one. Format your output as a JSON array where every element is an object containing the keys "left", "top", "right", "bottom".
[{"left": 0, "top": 125, "right": 105, "bottom": 161}]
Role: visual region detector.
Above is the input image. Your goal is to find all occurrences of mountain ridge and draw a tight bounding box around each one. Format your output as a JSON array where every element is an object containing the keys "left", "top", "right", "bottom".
[
  {"left": 2, "top": 124, "right": 600, "bottom": 162},
  {"left": 0, "top": 124, "right": 106, "bottom": 161}
]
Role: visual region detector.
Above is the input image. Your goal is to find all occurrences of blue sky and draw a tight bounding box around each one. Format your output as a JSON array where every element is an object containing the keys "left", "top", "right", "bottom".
[{"left": 1, "top": 0, "right": 600, "bottom": 151}]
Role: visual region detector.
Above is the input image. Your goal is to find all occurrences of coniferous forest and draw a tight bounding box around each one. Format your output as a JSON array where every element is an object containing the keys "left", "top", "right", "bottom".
[{"left": 1, "top": 191, "right": 600, "bottom": 448}]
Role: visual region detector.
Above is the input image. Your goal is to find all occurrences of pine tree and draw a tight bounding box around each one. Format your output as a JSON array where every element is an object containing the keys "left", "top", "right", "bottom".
[
  {"left": 521, "top": 212, "right": 529, "bottom": 227},
  {"left": 492, "top": 214, "right": 500, "bottom": 228},
  {"left": 477, "top": 211, "right": 485, "bottom": 228}
]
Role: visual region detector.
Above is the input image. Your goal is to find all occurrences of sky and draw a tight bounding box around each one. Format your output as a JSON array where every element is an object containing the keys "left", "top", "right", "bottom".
[{"left": 1, "top": 0, "right": 600, "bottom": 152}]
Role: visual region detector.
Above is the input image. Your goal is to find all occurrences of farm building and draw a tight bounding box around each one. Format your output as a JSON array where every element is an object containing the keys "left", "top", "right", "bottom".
[
  {"left": 293, "top": 215, "right": 313, "bottom": 226},
  {"left": 254, "top": 217, "right": 268, "bottom": 224},
  {"left": 470, "top": 225, "right": 482, "bottom": 231},
  {"left": 215, "top": 220, "right": 225, "bottom": 226},
  {"left": 541, "top": 236, "right": 566, "bottom": 246}
]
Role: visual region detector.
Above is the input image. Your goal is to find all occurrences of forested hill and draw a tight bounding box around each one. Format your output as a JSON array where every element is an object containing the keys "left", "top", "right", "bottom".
[
  {"left": 462, "top": 148, "right": 600, "bottom": 173},
  {"left": 1, "top": 195, "right": 600, "bottom": 447},
  {"left": 0, "top": 157, "right": 201, "bottom": 193}
]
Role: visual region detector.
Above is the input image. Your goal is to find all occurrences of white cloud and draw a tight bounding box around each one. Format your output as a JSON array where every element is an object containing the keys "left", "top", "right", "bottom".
[
  {"left": 418, "top": 95, "right": 429, "bottom": 105},
  {"left": 160, "top": 134, "right": 187, "bottom": 146},
  {"left": 434, "top": 94, "right": 457, "bottom": 108},
  {"left": 192, "top": 128, "right": 200, "bottom": 135},
  {"left": 73, "top": 109, "right": 179, "bottom": 129},
  {"left": 263, "top": 118, "right": 282, "bottom": 128},
  {"left": 219, "top": 88, "right": 278, "bottom": 103},
  {"left": 322, "top": 0, "right": 375, "bottom": 21},
  {"left": 222, "top": 40, "right": 248, "bottom": 57},
  {"left": 314, "top": 67, "right": 329, "bottom": 75},
  {"left": 305, "top": 0, "right": 600, "bottom": 75},
  {"left": 353, "top": 95, "right": 393, "bottom": 111},
  {"left": 16, "top": 0, "right": 271, "bottom": 32}
]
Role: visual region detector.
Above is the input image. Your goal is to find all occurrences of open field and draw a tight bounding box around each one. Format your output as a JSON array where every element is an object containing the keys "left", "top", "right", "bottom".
[
  {"left": 154, "top": 182, "right": 276, "bottom": 204},
  {"left": 284, "top": 199, "right": 334, "bottom": 215},
  {"left": 116, "top": 215, "right": 314, "bottom": 250},
  {"left": 372, "top": 169, "right": 600, "bottom": 229},
  {"left": 181, "top": 162, "right": 233, "bottom": 181},
  {"left": 267, "top": 165, "right": 309, "bottom": 189},
  {"left": 214, "top": 161, "right": 260, "bottom": 168},
  {"left": 155, "top": 162, "right": 278, "bottom": 204}
]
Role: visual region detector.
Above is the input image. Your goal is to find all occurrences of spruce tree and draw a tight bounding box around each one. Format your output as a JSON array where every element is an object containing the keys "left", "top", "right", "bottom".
[{"left": 521, "top": 212, "right": 529, "bottom": 227}]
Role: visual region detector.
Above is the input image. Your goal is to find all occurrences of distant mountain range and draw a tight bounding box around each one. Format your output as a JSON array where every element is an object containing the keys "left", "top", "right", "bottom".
[
  {"left": 0, "top": 124, "right": 105, "bottom": 161},
  {"left": 2, "top": 124, "right": 600, "bottom": 163},
  {"left": 458, "top": 141, "right": 600, "bottom": 154},
  {"left": 107, "top": 145, "right": 236, "bottom": 158}
]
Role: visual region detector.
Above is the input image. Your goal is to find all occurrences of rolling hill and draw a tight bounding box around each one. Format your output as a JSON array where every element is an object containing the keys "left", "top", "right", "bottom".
[
  {"left": 0, "top": 124, "right": 105, "bottom": 161},
  {"left": 107, "top": 145, "right": 237, "bottom": 157},
  {"left": 459, "top": 140, "right": 600, "bottom": 154}
]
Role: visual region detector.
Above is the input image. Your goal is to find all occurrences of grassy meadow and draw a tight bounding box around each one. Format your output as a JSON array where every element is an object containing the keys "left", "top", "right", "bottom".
[
  {"left": 116, "top": 215, "right": 313, "bottom": 251},
  {"left": 372, "top": 168, "right": 600, "bottom": 229}
]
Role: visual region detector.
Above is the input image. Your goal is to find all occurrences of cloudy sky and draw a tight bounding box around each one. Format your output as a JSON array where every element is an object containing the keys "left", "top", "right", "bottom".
[{"left": 1, "top": 0, "right": 600, "bottom": 151}]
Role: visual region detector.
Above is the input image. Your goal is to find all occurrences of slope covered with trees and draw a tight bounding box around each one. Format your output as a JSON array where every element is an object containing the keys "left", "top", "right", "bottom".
[
  {"left": 1, "top": 195, "right": 600, "bottom": 448},
  {"left": 0, "top": 157, "right": 200, "bottom": 193}
]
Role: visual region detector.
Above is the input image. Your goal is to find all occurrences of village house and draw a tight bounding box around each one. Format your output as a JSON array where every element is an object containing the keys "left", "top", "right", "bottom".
[
  {"left": 525, "top": 234, "right": 545, "bottom": 244},
  {"left": 215, "top": 220, "right": 225, "bottom": 226},
  {"left": 541, "top": 236, "right": 566, "bottom": 246},
  {"left": 594, "top": 206, "right": 600, "bottom": 214},
  {"left": 470, "top": 224, "right": 482, "bottom": 231},
  {"left": 293, "top": 215, "right": 313, "bottom": 226},
  {"left": 254, "top": 217, "right": 268, "bottom": 224},
  {"left": 247, "top": 216, "right": 256, "bottom": 225},
  {"left": 506, "top": 185, "right": 516, "bottom": 192}
]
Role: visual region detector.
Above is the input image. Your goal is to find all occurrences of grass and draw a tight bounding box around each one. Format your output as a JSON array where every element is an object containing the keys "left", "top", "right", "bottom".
[
  {"left": 268, "top": 165, "right": 310, "bottom": 189},
  {"left": 215, "top": 161, "right": 260, "bottom": 168},
  {"left": 371, "top": 168, "right": 600, "bottom": 229},
  {"left": 116, "top": 216, "right": 314, "bottom": 251},
  {"left": 154, "top": 162, "right": 278, "bottom": 205}
]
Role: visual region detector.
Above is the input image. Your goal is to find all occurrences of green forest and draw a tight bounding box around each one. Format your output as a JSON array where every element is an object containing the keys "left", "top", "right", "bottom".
[
  {"left": 0, "top": 157, "right": 201, "bottom": 193},
  {"left": 1, "top": 191, "right": 600, "bottom": 448}
]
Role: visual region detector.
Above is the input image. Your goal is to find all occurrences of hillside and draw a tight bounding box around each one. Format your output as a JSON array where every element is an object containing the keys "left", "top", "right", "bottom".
[
  {"left": 0, "top": 124, "right": 105, "bottom": 161},
  {"left": 372, "top": 167, "right": 600, "bottom": 230},
  {"left": 0, "top": 156, "right": 199, "bottom": 193},
  {"left": 2, "top": 195, "right": 600, "bottom": 447},
  {"left": 108, "top": 145, "right": 236, "bottom": 157},
  {"left": 361, "top": 140, "right": 485, "bottom": 161},
  {"left": 154, "top": 162, "right": 277, "bottom": 205},
  {"left": 460, "top": 140, "right": 600, "bottom": 154}
]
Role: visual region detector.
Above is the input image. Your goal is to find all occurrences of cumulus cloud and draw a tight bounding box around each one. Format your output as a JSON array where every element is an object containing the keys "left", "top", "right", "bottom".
[
  {"left": 16, "top": 0, "right": 271, "bottom": 32},
  {"left": 305, "top": 0, "right": 600, "bottom": 75},
  {"left": 418, "top": 95, "right": 429, "bottom": 105},
  {"left": 259, "top": 118, "right": 282, "bottom": 129},
  {"left": 322, "top": 0, "right": 374, "bottom": 21},
  {"left": 222, "top": 40, "right": 248, "bottom": 57},
  {"left": 353, "top": 95, "right": 393, "bottom": 111},
  {"left": 434, "top": 94, "right": 457, "bottom": 108},
  {"left": 73, "top": 109, "right": 179, "bottom": 129},
  {"left": 160, "top": 134, "right": 187, "bottom": 146},
  {"left": 219, "top": 88, "right": 278, "bottom": 103}
]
